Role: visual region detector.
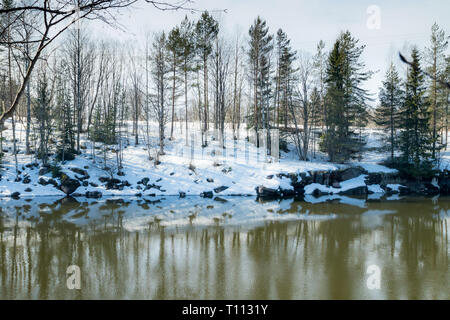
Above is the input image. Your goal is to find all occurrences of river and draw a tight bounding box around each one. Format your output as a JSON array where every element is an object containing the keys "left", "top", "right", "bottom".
[{"left": 0, "top": 195, "right": 448, "bottom": 299}]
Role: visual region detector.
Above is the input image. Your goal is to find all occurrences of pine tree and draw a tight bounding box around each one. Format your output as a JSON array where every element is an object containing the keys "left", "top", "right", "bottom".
[
  {"left": 425, "top": 23, "right": 448, "bottom": 158},
  {"left": 398, "top": 48, "right": 433, "bottom": 170},
  {"left": 248, "top": 16, "right": 273, "bottom": 146},
  {"left": 375, "top": 63, "right": 403, "bottom": 161},
  {"left": 179, "top": 16, "right": 196, "bottom": 145},
  {"left": 275, "top": 29, "right": 296, "bottom": 129},
  {"left": 195, "top": 11, "right": 218, "bottom": 146},
  {"left": 34, "top": 70, "right": 52, "bottom": 166},
  {"left": 167, "top": 26, "right": 183, "bottom": 140}
]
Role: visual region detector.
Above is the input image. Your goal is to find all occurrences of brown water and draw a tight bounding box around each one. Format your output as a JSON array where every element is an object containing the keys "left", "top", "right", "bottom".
[{"left": 0, "top": 195, "right": 448, "bottom": 299}]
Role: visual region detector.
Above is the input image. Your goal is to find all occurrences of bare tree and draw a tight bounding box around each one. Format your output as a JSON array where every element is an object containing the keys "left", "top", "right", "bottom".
[{"left": 0, "top": 0, "right": 195, "bottom": 124}]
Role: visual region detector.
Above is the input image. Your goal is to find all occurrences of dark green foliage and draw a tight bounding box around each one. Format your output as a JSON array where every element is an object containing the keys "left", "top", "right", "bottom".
[
  {"left": 320, "top": 31, "right": 372, "bottom": 163},
  {"left": 398, "top": 48, "right": 433, "bottom": 169},
  {"left": 375, "top": 63, "right": 403, "bottom": 161},
  {"left": 383, "top": 157, "right": 437, "bottom": 180},
  {"left": 248, "top": 16, "right": 273, "bottom": 136}
]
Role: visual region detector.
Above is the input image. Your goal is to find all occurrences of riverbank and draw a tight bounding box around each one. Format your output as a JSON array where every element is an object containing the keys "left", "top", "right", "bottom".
[{"left": 1, "top": 119, "right": 449, "bottom": 200}]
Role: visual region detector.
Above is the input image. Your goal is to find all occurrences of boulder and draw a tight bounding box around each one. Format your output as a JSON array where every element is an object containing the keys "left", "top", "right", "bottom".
[
  {"left": 23, "top": 176, "right": 31, "bottom": 184},
  {"left": 39, "top": 167, "right": 50, "bottom": 176},
  {"left": 339, "top": 186, "right": 368, "bottom": 196},
  {"left": 206, "top": 178, "right": 214, "bottom": 183},
  {"left": 85, "top": 191, "right": 102, "bottom": 199},
  {"left": 179, "top": 191, "right": 186, "bottom": 198},
  {"left": 60, "top": 174, "right": 81, "bottom": 195},
  {"left": 11, "top": 192, "right": 20, "bottom": 199},
  {"left": 214, "top": 186, "right": 229, "bottom": 193},
  {"left": 70, "top": 167, "right": 88, "bottom": 177},
  {"left": 340, "top": 167, "right": 366, "bottom": 181},
  {"left": 256, "top": 186, "right": 281, "bottom": 199},
  {"left": 200, "top": 191, "right": 214, "bottom": 198},
  {"left": 24, "top": 188, "right": 32, "bottom": 192}
]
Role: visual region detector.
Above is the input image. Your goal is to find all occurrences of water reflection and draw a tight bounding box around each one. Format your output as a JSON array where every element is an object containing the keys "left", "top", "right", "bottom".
[{"left": 0, "top": 196, "right": 448, "bottom": 299}]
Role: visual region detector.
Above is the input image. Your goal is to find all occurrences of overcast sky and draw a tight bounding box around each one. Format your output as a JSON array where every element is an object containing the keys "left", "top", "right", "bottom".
[{"left": 92, "top": 0, "right": 450, "bottom": 106}]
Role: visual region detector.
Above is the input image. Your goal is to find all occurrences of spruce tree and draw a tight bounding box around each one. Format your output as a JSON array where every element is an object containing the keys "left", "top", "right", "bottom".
[
  {"left": 398, "top": 48, "right": 433, "bottom": 171},
  {"left": 375, "top": 63, "right": 403, "bottom": 161},
  {"left": 320, "top": 31, "right": 372, "bottom": 163},
  {"left": 248, "top": 16, "right": 273, "bottom": 146}
]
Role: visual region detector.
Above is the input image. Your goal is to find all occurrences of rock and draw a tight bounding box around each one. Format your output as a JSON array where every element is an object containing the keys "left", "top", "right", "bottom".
[
  {"left": 48, "top": 179, "right": 58, "bottom": 187},
  {"left": 11, "top": 192, "right": 20, "bottom": 199},
  {"left": 85, "top": 191, "right": 102, "bottom": 199},
  {"left": 179, "top": 191, "right": 186, "bottom": 198},
  {"left": 24, "top": 188, "right": 32, "bottom": 192},
  {"left": 23, "top": 176, "right": 31, "bottom": 184},
  {"left": 82, "top": 181, "right": 89, "bottom": 187},
  {"left": 60, "top": 174, "right": 81, "bottom": 195},
  {"left": 99, "top": 176, "right": 109, "bottom": 183},
  {"left": 256, "top": 186, "right": 280, "bottom": 198},
  {"left": 365, "top": 173, "right": 382, "bottom": 185},
  {"left": 332, "top": 182, "right": 341, "bottom": 188},
  {"left": 39, "top": 167, "right": 50, "bottom": 176},
  {"left": 221, "top": 167, "right": 232, "bottom": 174},
  {"left": 399, "top": 185, "right": 412, "bottom": 195},
  {"left": 340, "top": 167, "right": 366, "bottom": 181},
  {"left": 214, "top": 186, "right": 229, "bottom": 193},
  {"left": 206, "top": 178, "right": 214, "bottom": 183},
  {"left": 200, "top": 191, "right": 214, "bottom": 198},
  {"left": 89, "top": 182, "right": 98, "bottom": 187},
  {"left": 70, "top": 167, "right": 88, "bottom": 177},
  {"left": 139, "top": 177, "right": 150, "bottom": 185},
  {"left": 170, "top": 172, "right": 175, "bottom": 176},
  {"left": 266, "top": 175, "right": 274, "bottom": 180},
  {"left": 135, "top": 193, "right": 142, "bottom": 197},
  {"left": 423, "top": 183, "right": 440, "bottom": 196},
  {"left": 117, "top": 171, "right": 125, "bottom": 176},
  {"left": 339, "top": 186, "right": 368, "bottom": 196},
  {"left": 312, "top": 188, "right": 327, "bottom": 197},
  {"left": 38, "top": 177, "right": 48, "bottom": 185},
  {"left": 156, "top": 178, "right": 162, "bottom": 182}
]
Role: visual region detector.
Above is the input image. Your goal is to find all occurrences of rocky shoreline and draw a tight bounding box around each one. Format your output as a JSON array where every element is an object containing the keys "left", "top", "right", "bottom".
[
  {"left": 256, "top": 167, "right": 450, "bottom": 199},
  {"left": 2, "top": 162, "right": 450, "bottom": 201}
]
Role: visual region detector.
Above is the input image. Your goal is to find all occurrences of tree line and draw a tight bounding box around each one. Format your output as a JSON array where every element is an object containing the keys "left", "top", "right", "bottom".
[{"left": 0, "top": 1, "right": 449, "bottom": 178}]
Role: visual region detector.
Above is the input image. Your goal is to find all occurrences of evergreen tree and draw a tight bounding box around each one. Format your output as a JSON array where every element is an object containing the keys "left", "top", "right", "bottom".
[
  {"left": 375, "top": 63, "right": 403, "bottom": 161},
  {"left": 179, "top": 16, "right": 196, "bottom": 145},
  {"left": 54, "top": 60, "right": 76, "bottom": 162},
  {"left": 425, "top": 23, "right": 448, "bottom": 158},
  {"left": 195, "top": 11, "right": 218, "bottom": 146},
  {"left": 275, "top": 29, "right": 296, "bottom": 129},
  {"left": 167, "top": 26, "right": 183, "bottom": 140},
  {"left": 248, "top": 16, "right": 273, "bottom": 146},
  {"left": 398, "top": 48, "right": 433, "bottom": 170},
  {"left": 320, "top": 31, "right": 372, "bottom": 163},
  {"left": 34, "top": 70, "right": 52, "bottom": 166}
]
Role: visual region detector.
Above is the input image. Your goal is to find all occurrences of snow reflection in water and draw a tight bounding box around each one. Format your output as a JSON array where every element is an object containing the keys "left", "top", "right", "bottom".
[{"left": 0, "top": 195, "right": 449, "bottom": 299}]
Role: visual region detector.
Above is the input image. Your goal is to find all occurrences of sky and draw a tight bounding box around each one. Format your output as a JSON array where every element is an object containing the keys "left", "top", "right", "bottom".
[{"left": 91, "top": 0, "right": 450, "bottom": 106}]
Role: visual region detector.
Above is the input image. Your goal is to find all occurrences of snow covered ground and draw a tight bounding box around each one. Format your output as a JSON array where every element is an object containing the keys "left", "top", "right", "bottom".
[{"left": 0, "top": 119, "right": 448, "bottom": 199}]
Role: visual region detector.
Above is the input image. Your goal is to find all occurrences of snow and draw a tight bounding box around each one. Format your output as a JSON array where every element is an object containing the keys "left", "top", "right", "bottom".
[
  {"left": 367, "top": 184, "right": 385, "bottom": 194},
  {"left": 304, "top": 174, "right": 367, "bottom": 195},
  {"left": 0, "top": 121, "right": 445, "bottom": 199},
  {"left": 386, "top": 184, "right": 403, "bottom": 192}
]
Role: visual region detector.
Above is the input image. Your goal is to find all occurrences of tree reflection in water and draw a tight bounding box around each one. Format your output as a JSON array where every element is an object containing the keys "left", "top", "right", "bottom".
[{"left": 0, "top": 196, "right": 448, "bottom": 299}]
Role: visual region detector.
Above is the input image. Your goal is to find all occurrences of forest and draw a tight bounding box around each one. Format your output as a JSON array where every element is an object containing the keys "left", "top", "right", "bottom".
[{"left": 0, "top": 0, "right": 449, "bottom": 199}]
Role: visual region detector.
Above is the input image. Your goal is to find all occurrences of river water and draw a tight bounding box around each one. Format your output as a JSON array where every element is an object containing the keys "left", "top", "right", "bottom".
[{"left": 0, "top": 195, "right": 448, "bottom": 299}]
